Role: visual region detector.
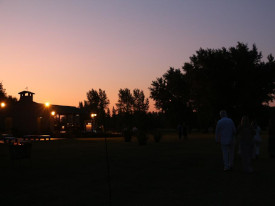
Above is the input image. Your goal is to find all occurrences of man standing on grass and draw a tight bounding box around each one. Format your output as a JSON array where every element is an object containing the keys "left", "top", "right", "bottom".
[{"left": 215, "top": 110, "right": 236, "bottom": 171}]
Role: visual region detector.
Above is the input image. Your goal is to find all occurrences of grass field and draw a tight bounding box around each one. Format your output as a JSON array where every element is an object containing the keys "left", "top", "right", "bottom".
[{"left": 0, "top": 132, "right": 275, "bottom": 206}]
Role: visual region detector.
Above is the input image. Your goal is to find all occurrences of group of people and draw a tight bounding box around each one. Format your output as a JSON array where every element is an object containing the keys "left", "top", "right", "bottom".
[{"left": 215, "top": 110, "right": 263, "bottom": 173}]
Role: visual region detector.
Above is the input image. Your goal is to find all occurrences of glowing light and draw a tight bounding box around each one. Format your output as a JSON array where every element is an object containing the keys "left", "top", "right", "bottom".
[
  {"left": 51, "top": 111, "right": 56, "bottom": 116},
  {"left": 1, "top": 102, "right": 6, "bottom": 108},
  {"left": 45, "top": 102, "right": 50, "bottom": 107},
  {"left": 91, "top": 113, "right": 97, "bottom": 118}
]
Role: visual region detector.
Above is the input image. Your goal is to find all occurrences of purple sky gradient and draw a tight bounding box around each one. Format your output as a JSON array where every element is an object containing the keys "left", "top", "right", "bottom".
[{"left": 1, "top": 0, "right": 275, "bottom": 110}]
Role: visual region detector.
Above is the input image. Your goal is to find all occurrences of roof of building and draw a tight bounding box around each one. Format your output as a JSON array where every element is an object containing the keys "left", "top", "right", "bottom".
[
  {"left": 18, "top": 90, "right": 35, "bottom": 95},
  {"left": 51, "top": 104, "right": 80, "bottom": 114}
]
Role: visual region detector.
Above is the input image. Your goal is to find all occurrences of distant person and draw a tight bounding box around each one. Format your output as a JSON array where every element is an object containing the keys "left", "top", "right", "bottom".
[
  {"left": 268, "top": 117, "right": 275, "bottom": 158},
  {"left": 215, "top": 110, "right": 236, "bottom": 171},
  {"left": 251, "top": 121, "right": 261, "bottom": 159},
  {"left": 237, "top": 116, "right": 255, "bottom": 173},
  {"left": 177, "top": 123, "right": 183, "bottom": 140}
]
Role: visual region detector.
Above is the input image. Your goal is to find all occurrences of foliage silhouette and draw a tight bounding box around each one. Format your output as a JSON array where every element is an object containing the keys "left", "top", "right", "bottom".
[
  {"left": 151, "top": 42, "right": 275, "bottom": 130},
  {"left": 149, "top": 67, "right": 192, "bottom": 127},
  {"left": 115, "top": 88, "right": 150, "bottom": 131},
  {"left": 80, "top": 88, "right": 110, "bottom": 131}
]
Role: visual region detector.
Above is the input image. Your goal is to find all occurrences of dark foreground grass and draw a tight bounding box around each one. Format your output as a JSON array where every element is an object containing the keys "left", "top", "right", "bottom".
[{"left": 1, "top": 133, "right": 275, "bottom": 206}]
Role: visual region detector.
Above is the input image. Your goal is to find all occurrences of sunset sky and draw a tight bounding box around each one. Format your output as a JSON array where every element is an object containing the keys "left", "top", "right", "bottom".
[{"left": 1, "top": 0, "right": 275, "bottom": 111}]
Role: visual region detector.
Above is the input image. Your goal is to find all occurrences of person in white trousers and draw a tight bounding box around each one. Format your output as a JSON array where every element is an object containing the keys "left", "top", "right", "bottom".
[{"left": 215, "top": 110, "right": 236, "bottom": 171}]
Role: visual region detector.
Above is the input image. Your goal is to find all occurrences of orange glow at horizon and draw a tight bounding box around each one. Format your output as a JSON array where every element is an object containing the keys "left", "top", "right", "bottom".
[{"left": 1, "top": 1, "right": 274, "bottom": 114}]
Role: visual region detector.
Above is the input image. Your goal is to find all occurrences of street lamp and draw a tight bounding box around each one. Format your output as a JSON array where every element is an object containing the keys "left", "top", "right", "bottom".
[
  {"left": 1, "top": 102, "right": 6, "bottom": 108},
  {"left": 91, "top": 113, "right": 97, "bottom": 132},
  {"left": 45, "top": 102, "right": 50, "bottom": 107},
  {"left": 0, "top": 102, "right": 6, "bottom": 133},
  {"left": 50, "top": 111, "right": 56, "bottom": 134},
  {"left": 91, "top": 113, "right": 97, "bottom": 118}
]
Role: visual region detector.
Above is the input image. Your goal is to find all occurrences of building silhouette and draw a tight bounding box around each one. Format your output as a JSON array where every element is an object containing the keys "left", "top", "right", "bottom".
[{"left": 0, "top": 90, "right": 80, "bottom": 137}]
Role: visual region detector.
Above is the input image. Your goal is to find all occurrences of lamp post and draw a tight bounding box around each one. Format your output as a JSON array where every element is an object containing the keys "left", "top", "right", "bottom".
[
  {"left": 0, "top": 102, "right": 6, "bottom": 133},
  {"left": 50, "top": 111, "right": 56, "bottom": 135},
  {"left": 44, "top": 102, "right": 51, "bottom": 134},
  {"left": 91, "top": 113, "right": 97, "bottom": 132}
]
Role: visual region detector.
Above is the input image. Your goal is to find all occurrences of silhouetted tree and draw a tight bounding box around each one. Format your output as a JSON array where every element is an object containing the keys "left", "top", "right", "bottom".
[
  {"left": 0, "top": 83, "right": 17, "bottom": 104},
  {"left": 105, "top": 108, "right": 111, "bottom": 131},
  {"left": 79, "top": 101, "right": 84, "bottom": 109},
  {"left": 85, "top": 89, "right": 109, "bottom": 113},
  {"left": 112, "top": 106, "right": 116, "bottom": 116},
  {"left": 80, "top": 89, "right": 110, "bottom": 130},
  {"left": 0, "top": 82, "right": 7, "bottom": 100},
  {"left": 150, "top": 43, "right": 275, "bottom": 130},
  {"left": 149, "top": 68, "right": 191, "bottom": 126},
  {"left": 132, "top": 89, "right": 149, "bottom": 113},
  {"left": 106, "top": 108, "right": 111, "bottom": 118},
  {"left": 86, "top": 89, "right": 100, "bottom": 112},
  {"left": 110, "top": 106, "right": 119, "bottom": 131},
  {"left": 0, "top": 83, "right": 17, "bottom": 132},
  {"left": 183, "top": 42, "right": 275, "bottom": 128},
  {"left": 132, "top": 89, "right": 149, "bottom": 130},
  {"left": 115, "top": 88, "right": 150, "bottom": 130},
  {"left": 116, "top": 88, "right": 133, "bottom": 114},
  {"left": 98, "top": 89, "right": 110, "bottom": 113},
  {"left": 115, "top": 88, "right": 133, "bottom": 130}
]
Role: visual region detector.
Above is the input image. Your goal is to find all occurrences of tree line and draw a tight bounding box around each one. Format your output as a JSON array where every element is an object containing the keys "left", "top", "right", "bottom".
[
  {"left": 1, "top": 42, "right": 275, "bottom": 132},
  {"left": 78, "top": 88, "right": 152, "bottom": 131},
  {"left": 75, "top": 42, "right": 275, "bottom": 131},
  {"left": 150, "top": 42, "right": 275, "bottom": 130}
]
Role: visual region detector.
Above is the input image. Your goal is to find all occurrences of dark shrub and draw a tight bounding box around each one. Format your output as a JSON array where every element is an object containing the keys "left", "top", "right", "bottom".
[
  {"left": 137, "top": 131, "right": 148, "bottom": 145},
  {"left": 153, "top": 129, "right": 162, "bottom": 143}
]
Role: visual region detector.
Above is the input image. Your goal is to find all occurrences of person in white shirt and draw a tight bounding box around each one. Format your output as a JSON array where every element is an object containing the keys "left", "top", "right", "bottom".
[{"left": 215, "top": 110, "right": 236, "bottom": 171}]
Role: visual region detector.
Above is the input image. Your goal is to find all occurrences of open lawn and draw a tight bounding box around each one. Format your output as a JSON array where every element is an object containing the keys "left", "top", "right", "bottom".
[{"left": 1, "top": 132, "right": 275, "bottom": 206}]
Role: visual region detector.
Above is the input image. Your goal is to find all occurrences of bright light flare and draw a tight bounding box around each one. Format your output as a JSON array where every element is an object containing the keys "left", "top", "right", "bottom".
[
  {"left": 45, "top": 102, "right": 50, "bottom": 107},
  {"left": 51, "top": 111, "right": 56, "bottom": 116},
  {"left": 91, "top": 113, "right": 97, "bottom": 118},
  {"left": 1, "top": 102, "right": 6, "bottom": 108}
]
